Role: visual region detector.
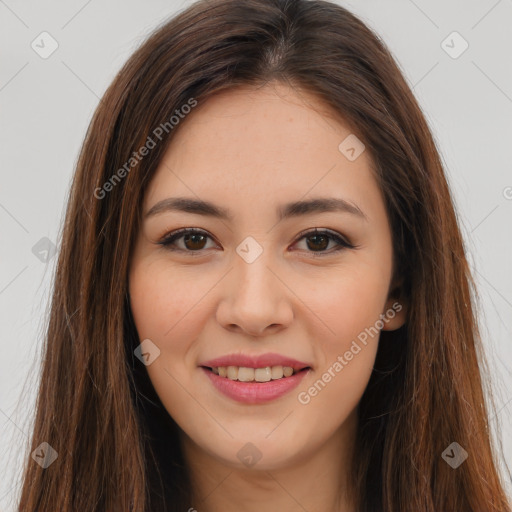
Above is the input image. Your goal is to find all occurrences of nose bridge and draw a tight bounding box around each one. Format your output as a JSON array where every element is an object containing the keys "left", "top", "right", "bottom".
[
  {"left": 233, "top": 236, "right": 279, "bottom": 302},
  {"left": 217, "top": 234, "right": 293, "bottom": 334}
]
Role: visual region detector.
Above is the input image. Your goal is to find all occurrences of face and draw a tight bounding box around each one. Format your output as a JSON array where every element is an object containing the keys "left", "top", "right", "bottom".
[{"left": 128, "top": 82, "right": 406, "bottom": 471}]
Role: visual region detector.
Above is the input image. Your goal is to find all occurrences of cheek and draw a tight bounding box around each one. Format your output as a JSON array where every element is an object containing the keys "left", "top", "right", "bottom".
[
  {"left": 128, "top": 261, "right": 213, "bottom": 359},
  {"left": 128, "top": 263, "right": 215, "bottom": 431},
  {"left": 130, "top": 261, "right": 219, "bottom": 398},
  {"left": 299, "top": 264, "right": 391, "bottom": 348},
  {"left": 292, "top": 266, "right": 388, "bottom": 415}
]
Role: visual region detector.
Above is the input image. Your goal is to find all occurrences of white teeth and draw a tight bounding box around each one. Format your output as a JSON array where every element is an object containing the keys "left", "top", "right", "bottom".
[
  {"left": 227, "top": 366, "right": 238, "bottom": 380},
  {"left": 254, "top": 367, "right": 272, "bottom": 382},
  {"left": 211, "top": 365, "right": 297, "bottom": 382},
  {"left": 238, "top": 367, "right": 254, "bottom": 382},
  {"left": 271, "top": 365, "right": 283, "bottom": 379},
  {"left": 283, "top": 366, "right": 294, "bottom": 377}
]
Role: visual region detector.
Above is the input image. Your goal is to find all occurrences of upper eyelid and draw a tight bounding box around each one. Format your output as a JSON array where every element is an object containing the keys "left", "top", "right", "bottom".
[
  {"left": 159, "top": 227, "right": 216, "bottom": 243},
  {"left": 294, "top": 227, "right": 350, "bottom": 242}
]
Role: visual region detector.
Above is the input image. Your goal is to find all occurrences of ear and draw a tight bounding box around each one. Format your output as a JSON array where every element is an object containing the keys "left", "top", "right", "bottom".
[{"left": 381, "top": 276, "right": 407, "bottom": 331}]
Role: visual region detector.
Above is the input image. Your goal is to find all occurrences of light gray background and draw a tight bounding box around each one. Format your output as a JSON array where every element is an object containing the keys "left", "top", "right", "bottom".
[{"left": 1, "top": 0, "right": 511, "bottom": 509}]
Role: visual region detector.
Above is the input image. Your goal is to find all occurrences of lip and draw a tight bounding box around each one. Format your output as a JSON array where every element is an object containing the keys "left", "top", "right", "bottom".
[
  {"left": 200, "top": 353, "right": 311, "bottom": 371},
  {"left": 199, "top": 352, "right": 312, "bottom": 405},
  {"left": 201, "top": 366, "right": 311, "bottom": 404}
]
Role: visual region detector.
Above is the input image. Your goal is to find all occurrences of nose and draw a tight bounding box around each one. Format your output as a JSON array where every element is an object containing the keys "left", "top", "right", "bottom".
[{"left": 216, "top": 248, "right": 294, "bottom": 337}]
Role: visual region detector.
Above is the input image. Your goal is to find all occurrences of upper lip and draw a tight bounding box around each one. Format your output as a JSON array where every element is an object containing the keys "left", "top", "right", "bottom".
[{"left": 200, "top": 353, "right": 312, "bottom": 371}]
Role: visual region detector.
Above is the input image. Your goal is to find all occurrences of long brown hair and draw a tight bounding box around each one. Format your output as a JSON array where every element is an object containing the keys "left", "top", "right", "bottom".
[{"left": 17, "top": 0, "right": 511, "bottom": 510}]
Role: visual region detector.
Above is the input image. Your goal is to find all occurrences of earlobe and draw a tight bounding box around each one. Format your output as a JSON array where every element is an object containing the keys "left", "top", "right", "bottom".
[
  {"left": 381, "top": 299, "right": 407, "bottom": 331},
  {"left": 381, "top": 281, "right": 407, "bottom": 331}
]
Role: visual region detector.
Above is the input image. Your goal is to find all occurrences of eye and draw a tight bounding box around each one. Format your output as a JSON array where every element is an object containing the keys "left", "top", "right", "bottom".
[
  {"left": 291, "top": 228, "right": 356, "bottom": 257},
  {"left": 157, "top": 228, "right": 218, "bottom": 254},
  {"left": 157, "top": 227, "right": 356, "bottom": 257}
]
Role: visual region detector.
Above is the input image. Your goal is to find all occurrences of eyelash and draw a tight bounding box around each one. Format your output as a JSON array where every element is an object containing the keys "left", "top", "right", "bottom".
[{"left": 157, "top": 227, "right": 357, "bottom": 257}]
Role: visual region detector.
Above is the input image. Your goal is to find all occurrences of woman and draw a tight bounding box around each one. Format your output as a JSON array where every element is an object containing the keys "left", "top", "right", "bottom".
[{"left": 17, "top": 0, "right": 511, "bottom": 510}]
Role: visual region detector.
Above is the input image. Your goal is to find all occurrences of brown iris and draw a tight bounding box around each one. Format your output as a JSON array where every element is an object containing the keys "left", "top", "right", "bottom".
[
  {"left": 183, "top": 233, "right": 208, "bottom": 250},
  {"left": 306, "top": 233, "right": 329, "bottom": 251}
]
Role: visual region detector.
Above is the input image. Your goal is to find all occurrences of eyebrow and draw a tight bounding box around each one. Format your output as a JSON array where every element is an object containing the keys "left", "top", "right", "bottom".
[{"left": 145, "top": 196, "right": 367, "bottom": 222}]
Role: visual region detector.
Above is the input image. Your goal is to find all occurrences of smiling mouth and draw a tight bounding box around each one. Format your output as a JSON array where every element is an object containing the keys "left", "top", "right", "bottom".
[{"left": 202, "top": 365, "right": 310, "bottom": 382}]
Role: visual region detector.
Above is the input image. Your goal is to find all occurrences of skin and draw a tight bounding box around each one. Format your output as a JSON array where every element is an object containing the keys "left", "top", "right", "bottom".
[{"left": 128, "top": 81, "right": 407, "bottom": 512}]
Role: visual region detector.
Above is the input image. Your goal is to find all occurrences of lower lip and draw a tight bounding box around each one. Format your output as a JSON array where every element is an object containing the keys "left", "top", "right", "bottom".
[{"left": 201, "top": 367, "right": 310, "bottom": 404}]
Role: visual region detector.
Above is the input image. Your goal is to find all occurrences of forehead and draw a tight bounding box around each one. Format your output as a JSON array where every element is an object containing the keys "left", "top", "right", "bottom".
[
  {"left": 145, "top": 82, "right": 381, "bottom": 219},
  {"left": 166, "top": 82, "right": 353, "bottom": 162}
]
